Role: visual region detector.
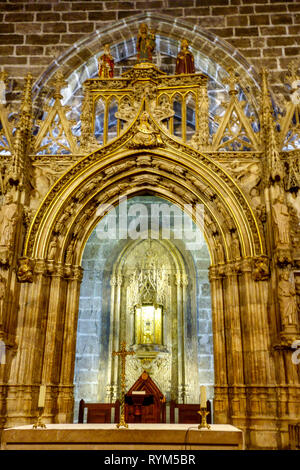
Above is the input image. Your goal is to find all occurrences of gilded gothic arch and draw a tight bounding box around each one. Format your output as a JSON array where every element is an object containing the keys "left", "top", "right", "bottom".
[{"left": 23, "top": 114, "right": 263, "bottom": 267}]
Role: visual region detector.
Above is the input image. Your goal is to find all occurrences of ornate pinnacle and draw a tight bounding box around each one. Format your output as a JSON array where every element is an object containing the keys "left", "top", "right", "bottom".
[
  {"left": 261, "top": 68, "right": 269, "bottom": 94},
  {"left": 51, "top": 71, "right": 67, "bottom": 101},
  {"left": 223, "top": 67, "right": 239, "bottom": 95},
  {"left": 260, "top": 68, "right": 272, "bottom": 130},
  {"left": 260, "top": 68, "right": 272, "bottom": 104},
  {"left": 20, "top": 72, "right": 33, "bottom": 115},
  {"left": 9, "top": 73, "right": 33, "bottom": 186}
]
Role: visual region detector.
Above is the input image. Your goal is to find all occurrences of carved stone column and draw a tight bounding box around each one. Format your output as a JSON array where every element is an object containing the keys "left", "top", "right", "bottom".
[
  {"left": 56, "top": 265, "right": 83, "bottom": 423},
  {"left": 39, "top": 263, "right": 67, "bottom": 423},
  {"left": 223, "top": 262, "right": 245, "bottom": 426},
  {"left": 209, "top": 265, "right": 229, "bottom": 423},
  {"left": 175, "top": 272, "right": 184, "bottom": 403},
  {"left": 238, "top": 257, "right": 277, "bottom": 447},
  {"left": 41, "top": 263, "right": 66, "bottom": 385},
  {"left": 5, "top": 259, "right": 50, "bottom": 427},
  {"left": 223, "top": 263, "right": 244, "bottom": 385}
]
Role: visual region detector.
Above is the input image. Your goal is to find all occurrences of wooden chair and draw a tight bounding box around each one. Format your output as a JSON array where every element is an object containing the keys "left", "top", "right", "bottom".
[
  {"left": 170, "top": 400, "right": 212, "bottom": 424},
  {"left": 78, "top": 399, "right": 120, "bottom": 424}
]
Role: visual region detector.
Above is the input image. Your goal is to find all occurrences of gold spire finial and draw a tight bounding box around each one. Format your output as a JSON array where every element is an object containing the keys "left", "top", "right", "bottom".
[
  {"left": 260, "top": 67, "right": 272, "bottom": 118},
  {"left": 52, "top": 71, "right": 67, "bottom": 101},
  {"left": 261, "top": 67, "right": 269, "bottom": 91},
  {"left": 20, "top": 72, "right": 33, "bottom": 114},
  {"left": 223, "top": 67, "right": 239, "bottom": 95}
]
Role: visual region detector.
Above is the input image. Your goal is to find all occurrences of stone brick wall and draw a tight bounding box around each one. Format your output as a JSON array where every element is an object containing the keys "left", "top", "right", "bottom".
[{"left": 0, "top": 0, "right": 299, "bottom": 100}]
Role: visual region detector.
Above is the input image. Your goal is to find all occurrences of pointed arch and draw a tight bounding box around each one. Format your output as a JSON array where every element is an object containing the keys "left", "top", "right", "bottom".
[{"left": 24, "top": 108, "right": 264, "bottom": 270}]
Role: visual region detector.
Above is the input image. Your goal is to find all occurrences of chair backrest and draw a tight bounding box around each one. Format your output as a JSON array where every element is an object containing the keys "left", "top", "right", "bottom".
[
  {"left": 78, "top": 399, "right": 120, "bottom": 423},
  {"left": 170, "top": 400, "right": 212, "bottom": 424}
]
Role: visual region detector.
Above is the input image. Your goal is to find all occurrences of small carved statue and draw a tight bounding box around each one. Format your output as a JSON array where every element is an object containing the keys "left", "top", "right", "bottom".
[
  {"left": 48, "top": 235, "right": 59, "bottom": 261},
  {"left": 231, "top": 232, "right": 240, "bottom": 260},
  {"left": 278, "top": 270, "right": 297, "bottom": 326},
  {"left": 0, "top": 193, "right": 19, "bottom": 248},
  {"left": 115, "top": 98, "right": 136, "bottom": 128},
  {"left": 131, "top": 111, "right": 162, "bottom": 148},
  {"left": 136, "top": 23, "right": 156, "bottom": 63},
  {"left": 0, "top": 193, "right": 19, "bottom": 265},
  {"left": 65, "top": 238, "right": 75, "bottom": 265},
  {"left": 215, "top": 236, "right": 225, "bottom": 264},
  {"left": 175, "top": 39, "right": 195, "bottom": 75},
  {"left": 17, "top": 257, "right": 33, "bottom": 283},
  {"left": 250, "top": 187, "right": 266, "bottom": 222},
  {"left": 98, "top": 44, "right": 114, "bottom": 79},
  {"left": 272, "top": 194, "right": 290, "bottom": 246},
  {"left": 153, "top": 96, "right": 174, "bottom": 124}
]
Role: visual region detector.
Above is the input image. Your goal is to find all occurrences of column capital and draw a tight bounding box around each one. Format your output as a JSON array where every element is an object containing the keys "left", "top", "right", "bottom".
[
  {"left": 71, "top": 265, "right": 84, "bottom": 282},
  {"left": 209, "top": 264, "right": 224, "bottom": 280},
  {"left": 33, "top": 259, "right": 47, "bottom": 275}
]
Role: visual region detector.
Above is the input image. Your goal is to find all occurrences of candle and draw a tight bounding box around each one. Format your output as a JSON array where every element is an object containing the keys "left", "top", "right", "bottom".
[
  {"left": 38, "top": 385, "right": 46, "bottom": 408},
  {"left": 200, "top": 386, "right": 206, "bottom": 408}
]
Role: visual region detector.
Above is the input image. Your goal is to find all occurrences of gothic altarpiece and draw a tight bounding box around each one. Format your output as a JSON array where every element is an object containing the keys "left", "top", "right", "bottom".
[{"left": 0, "top": 19, "right": 299, "bottom": 449}]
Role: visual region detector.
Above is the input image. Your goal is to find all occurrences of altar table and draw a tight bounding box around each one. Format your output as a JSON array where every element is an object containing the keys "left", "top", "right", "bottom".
[{"left": 1, "top": 423, "right": 244, "bottom": 450}]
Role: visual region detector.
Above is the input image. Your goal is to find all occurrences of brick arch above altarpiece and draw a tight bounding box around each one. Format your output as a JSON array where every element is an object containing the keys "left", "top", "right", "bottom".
[{"left": 23, "top": 106, "right": 264, "bottom": 270}]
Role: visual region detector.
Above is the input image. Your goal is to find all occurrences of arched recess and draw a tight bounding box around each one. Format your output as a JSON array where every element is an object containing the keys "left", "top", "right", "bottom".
[
  {"left": 24, "top": 117, "right": 263, "bottom": 263},
  {"left": 74, "top": 196, "right": 214, "bottom": 417}
]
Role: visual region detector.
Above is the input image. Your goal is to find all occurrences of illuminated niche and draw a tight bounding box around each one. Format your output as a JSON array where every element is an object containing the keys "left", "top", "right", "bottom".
[{"left": 134, "top": 304, "right": 163, "bottom": 346}]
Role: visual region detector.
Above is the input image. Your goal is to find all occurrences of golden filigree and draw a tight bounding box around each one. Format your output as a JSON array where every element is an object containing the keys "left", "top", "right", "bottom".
[
  {"left": 277, "top": 62, "right": 300, "bottom": 151},
  {"left": 34, "top": 71, "right": 79, "bottom": 156},
  {"left": 212, "top": 68, "right": 260, "bottom": 152},
  {"left": 8, "top": 73, "right": 33, "bottom": 186}
]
